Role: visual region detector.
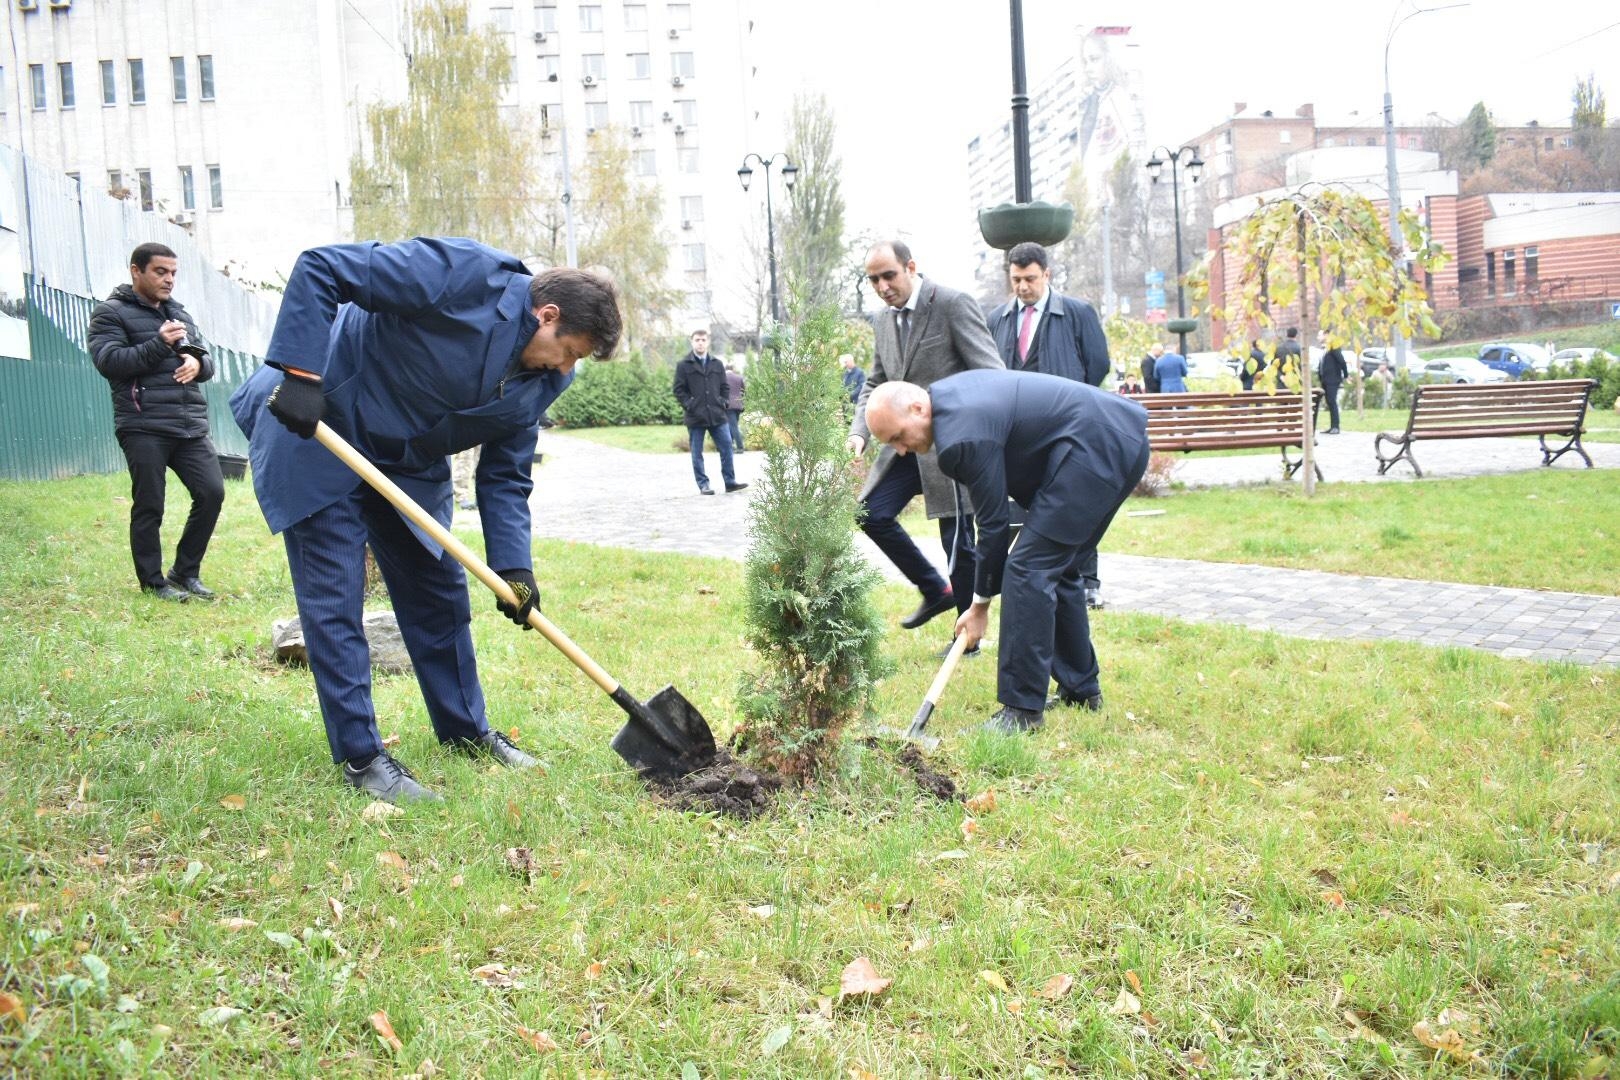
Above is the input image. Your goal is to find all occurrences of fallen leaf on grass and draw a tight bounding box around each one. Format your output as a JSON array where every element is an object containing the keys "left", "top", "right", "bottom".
[
  {"left": 746, "top": 904, "right": 775, "bottom": 919},
  {"left": 328, "top": 897, "right": 345, "bottom": 924},
  {"left": 376, "top": 852, "right": 409, "bottom": 873},
  {"left": 0, "top": 991, "right": 25, "bottom": 1023},
  {"left": 1344, "top": 1009, "right": 1386, "bottom": 1045},
  {"left": 979, "top": 970, "right": 1009, "bottom": 993},
  {"left": 1322, "top": 891, "right": 1346, "bottom": 909},
  {"left": 1184, "top": 1047, "right": 1210, "bottom": 1069},
  {"left": 505, "top": 847, "right": 537, "bottom": 883},
  {"left": 933, "top": 849, "right": 969, "bottom": 861},
  {"left": 584, "top": 961, "right": 605, "bottom": 980},
  {"left": 761, "top": 1023, "right": 792, "bottom": 1056},
  {"left": 849, "top": 1070, "right": 878, "bottom": 1080},
  {"left": 472, "top": 963, "right": 517, "bottom": 989},
  {"left": 76, "top": 852, "right": 109, "bottom": 869},
  {"left": 1489, "top": 700, "right": 1516, "bottom": 717},
  {"left": 1124, "top": 969, "right": 1143, "bottom": 996},
  {"left": 370, "top": 1010, "right": 404, "bottom": 1052},
  {"left": 1413, "top": 1017, "right": 1483, "bottom": 1064},
  {"left": 1108, "top": 987, "right": 1141, "bottom": 1016},
  {"left": 449, "top": 874, "right": 464, "bottom": 889},
  {"left": 199, "top": 1006, "right": 245, "bottom": 1026},
  {"left": 960, "top": 818, "right": 978, "bottom": 840},
  {"left": 838, "top": 957, "right": 892, "bottom": 1000},
  {"left": 1037, "top": 974, "right": 1074, "bottom": 1000},
  {"left": 965, "top": 789, "right": 998, "bottom": 814},
  {"left": 515, "top": 1025, "right": 559, "bottom": 1052},
  {"left": 381, "top": 733, "right": 402, "bottom": 748},
  {"left": 219, "top": 794, "right": 246, "bottom": 811},
  {"left": 361, "top": 801, "right": 404, "bottom": 823}
]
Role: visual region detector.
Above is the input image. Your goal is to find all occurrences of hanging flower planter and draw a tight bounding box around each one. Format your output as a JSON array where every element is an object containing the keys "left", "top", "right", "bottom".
[{"left": 977, "top": 200, "right": 1075, "bottom": 250}]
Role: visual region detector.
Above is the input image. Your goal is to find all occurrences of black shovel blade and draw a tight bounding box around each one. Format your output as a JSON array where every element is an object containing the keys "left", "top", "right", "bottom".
[{"left": 608, "top": 684, "right": 719, "bottom": 783}]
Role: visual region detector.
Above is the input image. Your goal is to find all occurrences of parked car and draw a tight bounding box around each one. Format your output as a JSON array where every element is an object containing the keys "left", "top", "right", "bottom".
[
  {"left": 1185, "top": 351, "right": 1236, "bottom": 381},
  {"left": 1412, "top": 356, "right": 1509, "bottom": 385},
  {"left": 1478, "top": 342, "right": 1552, "bottom": 378},
  {"left": 1551, "top": 347, "right": 1614, "bottom": 367}
]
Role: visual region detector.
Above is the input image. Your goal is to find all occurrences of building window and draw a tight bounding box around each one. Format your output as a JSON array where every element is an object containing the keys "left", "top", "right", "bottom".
[
  {"left": 1364, "top": 135, "right": 1377, "bottom": 146},
  {"left": 583, "top": 101, "right": 608, "bottom": 129},
  {"left": 1278, "top": 129, "right": 1291, "bottom": 144},
  {"left": 677, "top": 146, "right": 699, "bottom": 173},
  {"left": 627, "top": 52, "right": 650, "bottom": 79},
  {"left": 207, "top": 165, "right": 222, "bottom": 209},
  {"left": 58, "top": 63, "right": 75, "bottom": 109},
  {"left": 683, "top": 243, "right": 705, "bottom": 272},
  {"left": 199, "top": 55, "right": 215, "bottom": 100},
  {"left": 179, "top": 166, "right": 195, "bottom": 210},
  {"left": 1561, "top": 135, "right": 1574, "bottom": 149},
  {"left": 1221, "top": 128, "right": 1232, "bottom": 148},
  {"left": 667, "top": 3, "right": 692, "bottom": 29},
  {"left": 171, "top": 57, "right": 187, "bottom": 102},
  {"left": 489, "top": 5, "right": 513, "bottom": 32},
  {"left": 66, "top": 172, "right": 79, "bottom": 186},
  {"left": 137, "top": 169, "right": 153, "bottom": 211},
  {"left": 534, "top": 1, "right": 557, "bottom": 32},
  {"left": 1524, "top": 246, "right": 1538, "bottom": 291},
  {"left": 629, "top": 99, "right": 653, "bottom": 128},
  {"left": 675, "top": 98, "right": 698, "bottom": 126},
  {"left": 582, "top": 53, "right": 605, "bottom": 80},
  {"left": 1406, "top": 135, "right": 1420, "bottom": 150},
  {"left": 579, "top": 4, "right": 601, "bottom": 30},
  {"left": 680, "top": 195, "right": 703, "bottom": 223},
  {"left": 671, "top": 52, "right": 694, "bottom": 79},
  {"left": 540, "top": 54, "right": 560, "bottom": 80},
  {"left": 1502, "top": 249, "right": 1516, "bottom": 297},
  {"left": 99, "top": 60, "right": 115, "bottom": 105},
  {"left": 1485, "top": 251, "right": 1495, "bottom": 297},
  {"left": 632, "top": 148, "right": 655, "bottom": 176},
  {"left": 108, "top": 170, "right": 124, "bottom": 197},
  {"left": 625, "top": 4, "right": 647, "bottom": 29},
  {"left": 29, "top": 65, "right": 46, "bottom": 110},
  {"left": 129, "top": 60, "right": 146, "bottom": 104}
]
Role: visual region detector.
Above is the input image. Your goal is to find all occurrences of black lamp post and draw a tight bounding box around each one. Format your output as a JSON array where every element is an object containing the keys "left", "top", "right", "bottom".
[
  {"left": 1145, "top": 144, "right": 1205, "bottom": 357},
  {"left": 737, "top": 153, "right": 798, "bottom": 325}
]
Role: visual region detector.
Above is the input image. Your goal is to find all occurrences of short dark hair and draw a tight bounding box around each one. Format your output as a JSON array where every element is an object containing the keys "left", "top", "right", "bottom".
[
  {"left": 1285, "top": 327, "right": 1299, "bottom": 339},
  {"left": 872, "top": 239, "right": 912, "bottom": 267},
  {"left": 1006, "top": 242, "right": 1048, "bottom": 271},
  {"left": 131, "top": 242, "right": 177, "bottom": 270},
  {"left": 530, "top": 268, "right": 623, "bottom": 359}
]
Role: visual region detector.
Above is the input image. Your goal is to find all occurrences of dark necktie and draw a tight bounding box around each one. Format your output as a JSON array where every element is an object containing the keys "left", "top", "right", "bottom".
[{"left": 896, "top": 309, "right": 910, "bottom": 356}]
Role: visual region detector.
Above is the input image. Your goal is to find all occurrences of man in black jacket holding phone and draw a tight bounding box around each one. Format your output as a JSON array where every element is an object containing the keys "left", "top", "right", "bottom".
[{"left": 90, "top": 242, "right": 224, "bottom": 602}]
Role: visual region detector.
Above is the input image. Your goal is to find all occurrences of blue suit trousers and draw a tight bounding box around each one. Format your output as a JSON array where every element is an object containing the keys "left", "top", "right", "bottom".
[{"left": 283, "top": 481, "right": 490, "bottom": 763}]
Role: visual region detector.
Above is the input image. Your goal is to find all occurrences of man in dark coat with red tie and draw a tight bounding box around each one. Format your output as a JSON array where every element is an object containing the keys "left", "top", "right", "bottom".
[
  {"left": 988, "top": 242, "right": 1113, "bottom": 608},
  {"left": 864, "top": 371, "right": 1149, "bottom": 735}
]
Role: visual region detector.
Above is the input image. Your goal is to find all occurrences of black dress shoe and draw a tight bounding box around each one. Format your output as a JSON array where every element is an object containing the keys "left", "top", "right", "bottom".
[
  {"left": 343, "top": 752, "right": 442, "bottom": 803},
  {"left": 167, "top": 575, "right": 216, "bottom": 599},
  {"left": 983, "top": 705, "right": 1044, "bottom": 735},
  {"left": 1046, "top": 690, "right": 1104, "bottom": 712},
  {"left": 724, "top": 482, "right": 749, "bottom": 493},
  {"left": 900, "top": 590, "right": 955, "bottom": 630},
  {"left": 143, "top": 582, "right": 191, "bottom": 603},
  {"left": 457, "top": 730, "right": 540, "bottom": 769}
]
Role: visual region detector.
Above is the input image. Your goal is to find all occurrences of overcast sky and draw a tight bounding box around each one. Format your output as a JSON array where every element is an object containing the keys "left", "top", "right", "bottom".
[{"left": 750, "top": 0, "right": 1618, "bottom": 286}]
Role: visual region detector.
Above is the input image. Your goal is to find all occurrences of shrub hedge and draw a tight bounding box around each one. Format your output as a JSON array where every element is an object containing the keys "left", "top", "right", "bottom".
[{"left": 549, "top": 356, "right": 684, "bottom": 428}]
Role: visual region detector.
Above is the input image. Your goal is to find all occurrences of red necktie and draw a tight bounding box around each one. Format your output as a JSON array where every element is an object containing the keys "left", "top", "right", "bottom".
[{"left": 1017, "top": 304, "right": 1035, "bottom": 364}]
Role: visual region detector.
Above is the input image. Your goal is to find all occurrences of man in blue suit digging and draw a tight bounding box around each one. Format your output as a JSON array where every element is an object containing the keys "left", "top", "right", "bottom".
[{"left": 231, "top": 238, "right": 622, "bottom": 803}]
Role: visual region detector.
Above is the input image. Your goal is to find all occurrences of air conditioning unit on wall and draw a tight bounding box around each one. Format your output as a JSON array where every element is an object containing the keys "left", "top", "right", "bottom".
[
  {"left": 46, "top": 0, "right": 70, "bottom": 9},
  {"left": 16, "top": 0, "right": 41, "bottom": 11},
  {"left": 581, "top": 74, "right": 595, "bottom": 86},
  {"left": 670, "top": 76, "right": 684, "bottom": 87}
]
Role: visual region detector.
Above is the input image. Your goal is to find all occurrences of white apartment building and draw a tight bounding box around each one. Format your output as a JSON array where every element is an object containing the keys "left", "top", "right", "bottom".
[
  {"left": 4, "top": 0, "right": 760, "bottom": 331},
  {"left": 2, "top": 0, "right": 406, "bottom": 287},
  {"left": 964, "top": 24, "right": 1147, "bottom": 297}
]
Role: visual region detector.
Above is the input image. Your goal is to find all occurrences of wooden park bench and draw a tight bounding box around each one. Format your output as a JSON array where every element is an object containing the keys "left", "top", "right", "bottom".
[
  {"left": 1373, "top": 378, "right": 1599, "bottom": 478},
  {"left": 1140, "top": 389, "right": 1326, "bottom": 481}
]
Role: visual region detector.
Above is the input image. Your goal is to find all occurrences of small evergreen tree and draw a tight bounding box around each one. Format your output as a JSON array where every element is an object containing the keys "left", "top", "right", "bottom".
[{"left": 736, "top": 308, "right": 887, "bottom": 778}]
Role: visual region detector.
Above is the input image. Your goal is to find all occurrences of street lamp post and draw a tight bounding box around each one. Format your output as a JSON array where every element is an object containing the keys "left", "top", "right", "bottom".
[
  {"left": 1383, "top": 2, "right": 1467, "bottom": 371},
  {"left": 1145, "top": 145, "right": 1204, "bottom": 357},
  {"left": 545, "top": 73, "right": 578, "bottom": 268},
  {"left": 737, "top": 153, "right": 798, "bottom": 325}
]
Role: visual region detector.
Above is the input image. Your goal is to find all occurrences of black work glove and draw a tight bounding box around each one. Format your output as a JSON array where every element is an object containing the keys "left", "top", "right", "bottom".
[
  {"left": 495, "top": 568, "right": 539, "bottom": 628},
  {"left": 266, "top": 368, "right": 326, "bottom": 439}
]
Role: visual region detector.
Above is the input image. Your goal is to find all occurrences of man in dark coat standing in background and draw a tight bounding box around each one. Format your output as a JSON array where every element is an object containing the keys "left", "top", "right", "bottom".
[
  {"left": 1318, "top": 342, "right": 1348, "bottom": 434},
  {"left": 673, "top": 329, "right": 746, "bottom": 495},
  {"left": 865, "top": 372, "right": 1149, "bottom": 735},
  {"left": 989, "top": 241, "right": 1113, "bottom": 608},
  {"left": 90, "top": 242, "right": 224, "bottom": 603}
]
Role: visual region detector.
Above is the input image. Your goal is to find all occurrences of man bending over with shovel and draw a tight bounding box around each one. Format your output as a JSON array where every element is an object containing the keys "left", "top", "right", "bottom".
[
  {"left": 230, "top": 238, "right": 622, "bottom": 803},
  {"left": 864, "top": 371, "right": 1149, "bottom": 735}
]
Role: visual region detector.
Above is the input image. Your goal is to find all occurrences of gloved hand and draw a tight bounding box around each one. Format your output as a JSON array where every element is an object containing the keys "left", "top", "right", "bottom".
[
  {"left": 495, "top": 568, "right": 539, "bottom": 628},
  {"left": 266, "top": 368, "right": 326, "bottom": 439}
]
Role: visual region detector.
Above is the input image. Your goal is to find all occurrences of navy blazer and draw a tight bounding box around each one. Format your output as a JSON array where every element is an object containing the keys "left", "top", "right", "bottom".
[
  {"left": 990, "top": 290, "right": 1110, "bottom": 386},
  {"left": 930, "top": 370, "right": 1149, "bottom": 598},
  {"left": 229, "top": 237, "right": 569, "bottom": 571}
]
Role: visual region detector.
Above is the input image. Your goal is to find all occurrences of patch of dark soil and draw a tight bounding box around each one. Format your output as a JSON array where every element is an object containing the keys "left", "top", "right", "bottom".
[
  {"left": 861, "top": 738, "right": 961, "bottom": 801},
  {"left": 650, "top": 748, "right": 785, "bottom": 819}
]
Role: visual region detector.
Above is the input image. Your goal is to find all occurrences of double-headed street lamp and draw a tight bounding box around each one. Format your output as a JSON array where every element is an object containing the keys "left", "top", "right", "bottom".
[
  {"left": 737, "top": 153, "right": 798, "bottom": 325},
  {"left": 1145, "top": 145, "right": 1204, "bottom": 358}
]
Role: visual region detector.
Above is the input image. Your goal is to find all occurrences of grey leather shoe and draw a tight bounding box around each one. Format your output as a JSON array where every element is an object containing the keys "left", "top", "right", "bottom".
[
  {"left": 143, "top": 582, "right": 191, "bottom": 603},
  {"left": 167, "top": 575, "right": 216, "bottom": 599},
  {"left": 983, "top": 705, "right": 1044, "bottom": 735},
  {"left": 458, "top": 730, "right": 540, "bottom": 769},
  {"left": 343, "top": 752, "right": 442, "bottom": 803}
]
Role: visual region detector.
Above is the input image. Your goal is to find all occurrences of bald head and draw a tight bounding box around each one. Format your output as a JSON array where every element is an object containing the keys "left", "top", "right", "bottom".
[{"left": 865, "top": 381, "right": 933, "bottom": 456}]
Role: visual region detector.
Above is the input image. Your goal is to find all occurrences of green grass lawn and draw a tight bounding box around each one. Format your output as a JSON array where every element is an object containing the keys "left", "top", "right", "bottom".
[
  {"left": 552, "top": 424, "right": 690, "bottom": 454},
  {"left": 2, "top": 475, "right": 1617, "bottom": 1077}
]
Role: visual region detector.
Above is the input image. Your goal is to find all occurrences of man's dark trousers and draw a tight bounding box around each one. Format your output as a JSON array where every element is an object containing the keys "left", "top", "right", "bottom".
[
  {"left": 688, "top": 423, "right": 736, "bottom": 489},
  {"left": 282, "top": 482, "right": 491, "bottom": 764},
  {"left": 860, "top": 452, "right": 975, "bottom": 612},
  {"left": 998, "top": 447, "right": 1148, "bottom": 711},
  {"left": 116, "top": 430, "right": 224, "bottom": 588},
  {"left": 1322, "top": 383, "right": 1343, "bottom": 429}
]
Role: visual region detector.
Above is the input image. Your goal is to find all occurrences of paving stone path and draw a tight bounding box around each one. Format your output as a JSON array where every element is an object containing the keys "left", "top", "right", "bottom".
[{"left": 492, "top": 427, "right": 1620, "bottom": 667}]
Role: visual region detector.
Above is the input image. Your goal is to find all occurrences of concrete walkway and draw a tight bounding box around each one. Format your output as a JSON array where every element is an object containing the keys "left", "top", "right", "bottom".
[{"left": 490, "top": 428, "right": 1620, "bottom": 667}]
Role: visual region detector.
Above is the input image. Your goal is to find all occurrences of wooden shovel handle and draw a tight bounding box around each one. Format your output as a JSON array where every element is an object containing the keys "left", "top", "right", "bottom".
[
  {"left": 313, "top": 421, "right": 620, "bottom": 695},
  {"left": 924, "top": 633, "right": 970, "bottom": 706}
]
